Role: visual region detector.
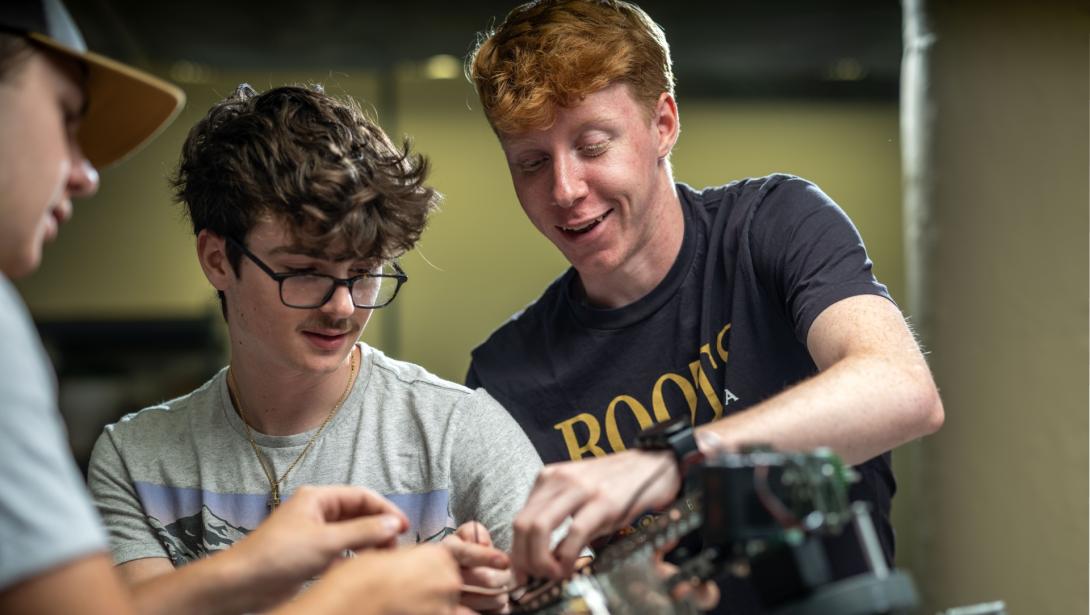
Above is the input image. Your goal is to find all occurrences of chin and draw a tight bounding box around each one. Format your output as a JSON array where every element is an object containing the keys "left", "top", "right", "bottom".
[
  {"left": 2, "top": 249, "right": 42, "bottom": 279},
  {"left": 569, "top": 250, "right": 623, "bottom": 277}
]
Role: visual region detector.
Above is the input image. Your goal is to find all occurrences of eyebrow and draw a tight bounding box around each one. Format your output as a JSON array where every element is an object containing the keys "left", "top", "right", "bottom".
[
  {"left": 266, "top": 245, "right": 378, "bottom": 265},
  {"left": 267, "top": 245, "right": 328, "bottom": 259}
]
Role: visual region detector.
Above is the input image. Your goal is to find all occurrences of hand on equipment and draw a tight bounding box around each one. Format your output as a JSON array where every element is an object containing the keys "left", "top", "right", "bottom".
[{"left": 444, "top": 521, "right": 515, "bottom": 612}]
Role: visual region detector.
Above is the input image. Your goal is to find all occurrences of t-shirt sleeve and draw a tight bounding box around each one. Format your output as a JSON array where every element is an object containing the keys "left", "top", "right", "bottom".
[
  {"left": 464, "top": 360, "right": 482, "bottom": 389},
  {"left": 87, "top": 426, "right": 170, "bottom": 565},
  {"left": 0, "top": 278, "right": 107, "bottom": 590},
  {"left": 447, "top": 388, "right": 542, "bottom": 552},
  {"left": 748, "top": 177, "right": 892, "bottom": 343}
]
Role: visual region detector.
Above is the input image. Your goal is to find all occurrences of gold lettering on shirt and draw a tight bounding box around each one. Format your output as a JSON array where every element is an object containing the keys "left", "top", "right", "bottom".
[
  {"left": 688, "top": 359, "right": 724, "bottom": 422},
  {"left": 554, "top": 413, "right": 608, "bottom": 460},
  {"left": 716, "top": 322, "right": 731, "bottom": 362},
  {"left": 552, "top": 322, "right": 738, "bottom": 461},
  {"left": 652, "top": 372, "right": 694, "bottom": 423},
  {"left": 604, "top": 395, "right": 655, "bottom": 453}
]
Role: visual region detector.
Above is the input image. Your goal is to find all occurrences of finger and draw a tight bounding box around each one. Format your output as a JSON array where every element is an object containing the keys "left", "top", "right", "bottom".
[
  {"left": 328, "top": 513, "right": 405, "bottom": 552},
  {"left": 422, "top": 546, "right": 467, "bottom": 613},
  {"left": 445, "top": 540, "right": 510, "bottom": 570},
  {"left": 455, "top": 520, "right": 493, "bottom": 547},
  {"left": 460, "top": 590, "right": 508, "bottom": 613},
  {"left": 460, "top": 564, "right": 512, "bottom": 590},
  {"left": 303, "top": 485, "right": 410, "bottom": 527},
  {"left": 512, "top": 476, "right": 594, "bottom": 579},
  {"left": 692, "top": 581, "right": 720, "bottom": 610},
  {"left": 670, "top": 577, "right": 720, "bottom": 611},
  {"left": 551, "top": 499, "right": 617, "bottom": 574}
]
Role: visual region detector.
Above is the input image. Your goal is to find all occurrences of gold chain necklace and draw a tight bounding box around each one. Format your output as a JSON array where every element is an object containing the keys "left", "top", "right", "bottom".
[{"left": 227, "top": 346, "right": 359, "bottom": 510}]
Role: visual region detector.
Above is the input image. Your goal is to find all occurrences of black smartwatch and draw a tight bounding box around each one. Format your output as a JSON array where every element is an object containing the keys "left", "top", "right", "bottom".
[{"left": 633, "top": 417, "right": 702, "bottom": 469}]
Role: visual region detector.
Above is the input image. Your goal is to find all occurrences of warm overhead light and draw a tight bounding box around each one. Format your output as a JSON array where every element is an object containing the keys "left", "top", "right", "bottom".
[
  {"left": 424, "top": 54, "right": 461, "bottom": 80},
  {"left": 825, "top": 58, "right": 867, "bottom": 82},
  {"left": 169, "top": 60, "right": 213, "bottom": 84}
]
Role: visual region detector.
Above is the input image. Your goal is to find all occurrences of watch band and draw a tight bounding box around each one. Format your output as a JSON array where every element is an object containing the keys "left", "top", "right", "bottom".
[{"left": 633, "top": 416, "right": 703, "bottom": 469}]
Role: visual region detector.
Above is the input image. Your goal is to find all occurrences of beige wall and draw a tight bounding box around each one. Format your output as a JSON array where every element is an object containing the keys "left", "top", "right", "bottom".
[
  {"left": 904, "top": 3, "right": 1089, "bottom": 613},
  {"left": 18, "top": 73, "right": 905, "bottom": 386}
]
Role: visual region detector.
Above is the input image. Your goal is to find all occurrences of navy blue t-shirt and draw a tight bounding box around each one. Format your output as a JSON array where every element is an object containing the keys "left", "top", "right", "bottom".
[{"left": 468, "top": 174, "right": 897, "bottom": 611}]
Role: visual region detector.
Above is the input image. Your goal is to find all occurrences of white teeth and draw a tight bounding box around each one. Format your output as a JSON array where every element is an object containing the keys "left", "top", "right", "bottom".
[{"left": 560, "top": 213, "right": 607, "bottom": 233}]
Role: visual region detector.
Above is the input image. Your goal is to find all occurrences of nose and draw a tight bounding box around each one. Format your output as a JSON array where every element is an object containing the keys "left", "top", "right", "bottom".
[
  {"left": 68, "top": 147, "right": 99, "bottom": 199},
  {"left": 320, "top": 282, "right": 357, "bottom": 319},
  {"left": 550, "top": 154, "right": 587, "bottom": 209}
]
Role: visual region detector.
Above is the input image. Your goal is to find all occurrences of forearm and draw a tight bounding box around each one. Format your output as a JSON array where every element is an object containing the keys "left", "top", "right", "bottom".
[
  {"left": 699, "top": 350, "right": 943, "bottom": 465},
  {"left": 129, "top": 551, "right": 281, "bottom": 615},
  {"left": 0, "top": 554, "right": 137, "bottom": 615}
]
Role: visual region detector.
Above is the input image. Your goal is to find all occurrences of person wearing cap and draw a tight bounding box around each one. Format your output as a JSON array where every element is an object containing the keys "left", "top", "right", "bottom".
[
  {"left": 0, "top": 1, "right": 466, "bottom": 614},
  {"left": 464, "top": 0, "right": 945, "bottom": 608}
]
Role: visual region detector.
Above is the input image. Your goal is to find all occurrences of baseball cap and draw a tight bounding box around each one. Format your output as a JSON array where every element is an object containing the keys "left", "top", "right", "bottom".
[{"left": 0, "top": 0, "right": 185, "bottom": 168}]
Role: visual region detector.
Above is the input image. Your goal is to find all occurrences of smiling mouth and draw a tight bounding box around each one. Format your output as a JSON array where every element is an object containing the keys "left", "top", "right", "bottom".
[
  {"left": 558, "top": 210, "right": 613, "bottom": 234},
  {"left": 305, "top": 330, "right": 352, "bottom": 339}
]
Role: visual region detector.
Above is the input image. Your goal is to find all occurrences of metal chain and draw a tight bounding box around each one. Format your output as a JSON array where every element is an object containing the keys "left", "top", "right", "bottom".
[{"left": 227, "top": 345, "right": 359, "bottom": 509}]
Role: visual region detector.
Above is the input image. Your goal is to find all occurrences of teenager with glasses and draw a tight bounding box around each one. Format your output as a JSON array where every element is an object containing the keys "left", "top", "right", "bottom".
[{"left": 87, "top": 84, "right": 539, "bottom": 613}]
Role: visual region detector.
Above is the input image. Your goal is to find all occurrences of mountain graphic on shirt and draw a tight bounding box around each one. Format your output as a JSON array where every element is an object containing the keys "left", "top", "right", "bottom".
[{"left": 154, "top": 505, "right": 251, "bottom": 565}]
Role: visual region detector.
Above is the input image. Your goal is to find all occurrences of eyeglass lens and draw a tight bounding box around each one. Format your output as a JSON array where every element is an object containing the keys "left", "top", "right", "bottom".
[{"left": 281, "top": 268, "right": 400, "bottom": 308}]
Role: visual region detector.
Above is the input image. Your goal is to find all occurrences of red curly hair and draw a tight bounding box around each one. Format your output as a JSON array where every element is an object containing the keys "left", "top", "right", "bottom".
[{"left": 468, "top": 0, "right": 674, "bottom": 134}]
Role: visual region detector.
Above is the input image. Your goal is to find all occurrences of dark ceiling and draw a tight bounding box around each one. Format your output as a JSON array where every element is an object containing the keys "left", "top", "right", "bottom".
[{"left": 66, "top": 0, "right": 902, "bottom": 100}]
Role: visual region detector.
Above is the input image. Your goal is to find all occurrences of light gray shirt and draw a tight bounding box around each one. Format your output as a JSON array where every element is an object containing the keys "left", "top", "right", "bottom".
[
  {"left": 0, "top": 275, "right": 107, "bottom": 589},
  {"left": 89, "top": 343, "right": 542, "bottom": 565}
]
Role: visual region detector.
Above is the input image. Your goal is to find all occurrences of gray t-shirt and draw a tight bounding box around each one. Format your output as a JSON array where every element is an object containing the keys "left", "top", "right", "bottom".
[
  {"left": 0, "top": 275, "right": 107, "bottom": 589},
  {"left": 89, "top": 343, "right": 542, "bottom": 566}
]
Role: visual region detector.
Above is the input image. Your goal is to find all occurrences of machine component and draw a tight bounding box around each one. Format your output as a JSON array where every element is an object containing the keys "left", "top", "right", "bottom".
[{"left": 512, "top": 448, "right": 923, "bottom": 615}]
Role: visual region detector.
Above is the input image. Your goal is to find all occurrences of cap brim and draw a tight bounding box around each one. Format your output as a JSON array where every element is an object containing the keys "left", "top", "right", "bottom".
[{"left": 29, "top": 32, "right": 185, "bottom": 169}]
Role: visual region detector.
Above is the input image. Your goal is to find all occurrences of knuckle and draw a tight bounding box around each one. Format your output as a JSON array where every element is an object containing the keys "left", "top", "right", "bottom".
[{"left": 512, "top": 516, "right": 533, "bottom": 535}]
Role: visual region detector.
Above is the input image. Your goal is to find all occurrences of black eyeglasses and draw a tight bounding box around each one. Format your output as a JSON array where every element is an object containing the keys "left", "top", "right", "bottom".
[{"left": 226, "top": 236, "right": 407, "bottom": 309}]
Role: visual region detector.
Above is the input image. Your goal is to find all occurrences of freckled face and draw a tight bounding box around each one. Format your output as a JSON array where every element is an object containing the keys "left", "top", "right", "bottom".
[{"left": 499, "top": 82, "right": 678, "bottom": 281}]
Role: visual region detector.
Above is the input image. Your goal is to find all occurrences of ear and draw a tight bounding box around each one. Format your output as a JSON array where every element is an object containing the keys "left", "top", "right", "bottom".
[
  {"left": 196, "top": 229, "right": 234, "bottom": 291},
  {"left": 652, "top": 92, "right": 680, "bottom": 159}
]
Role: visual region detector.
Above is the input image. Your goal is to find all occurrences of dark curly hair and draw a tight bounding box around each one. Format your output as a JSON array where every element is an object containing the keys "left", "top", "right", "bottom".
[{"left": 172, "top": 83, "right": 439, "bottom": 313}]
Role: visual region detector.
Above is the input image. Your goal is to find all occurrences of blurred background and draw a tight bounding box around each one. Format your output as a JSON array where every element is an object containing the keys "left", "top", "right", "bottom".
[{"left": 14, "top": 0, "right": 1086, "bottom": 612}]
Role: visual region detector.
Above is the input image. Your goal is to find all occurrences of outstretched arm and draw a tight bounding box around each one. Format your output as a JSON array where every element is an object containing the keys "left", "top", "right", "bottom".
[
  {"left": 511, "top": 294, "right": 943, "bottom": 579},
  {"left": 120, "top": 485, "right": 409, "bottom": 615},
  {"left": 703, "top": 293, "right": 944, "bottom": 463},
  {"left": 0, "top": 554, "right": 136, "bottom": 615}
]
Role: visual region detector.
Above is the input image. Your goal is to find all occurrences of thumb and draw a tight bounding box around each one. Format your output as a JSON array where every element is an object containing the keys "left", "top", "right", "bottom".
[{"left": 328, "top": 513, "right": 406, "bottom": 552}]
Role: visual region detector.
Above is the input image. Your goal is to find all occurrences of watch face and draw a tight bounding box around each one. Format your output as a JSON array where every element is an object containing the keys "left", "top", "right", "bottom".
[{"left": 636, "top": 416, "right": 695, "bottom": 453}]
